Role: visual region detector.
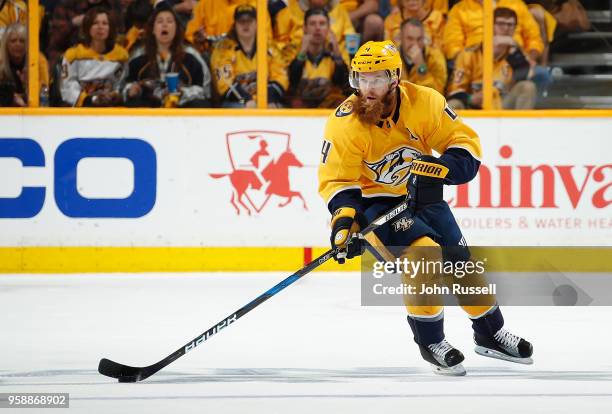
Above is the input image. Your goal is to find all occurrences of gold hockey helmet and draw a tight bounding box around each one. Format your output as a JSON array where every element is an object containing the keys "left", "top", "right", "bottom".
[{"left": 349, "top": 40, "right": 402, "bottom": 90}]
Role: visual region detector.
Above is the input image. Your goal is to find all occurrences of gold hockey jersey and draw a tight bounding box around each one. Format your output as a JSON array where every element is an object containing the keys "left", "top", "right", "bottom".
[{"left": 318, "top": 82, "right": 481, "bottom": 207}]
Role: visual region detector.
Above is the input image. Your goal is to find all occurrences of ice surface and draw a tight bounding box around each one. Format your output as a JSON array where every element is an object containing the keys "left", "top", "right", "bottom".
[{"left": 1, "top": 273, "right": 611, "bottom": 413}]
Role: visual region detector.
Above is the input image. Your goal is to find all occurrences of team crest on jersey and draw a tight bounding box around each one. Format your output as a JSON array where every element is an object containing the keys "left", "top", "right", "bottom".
[
  {"left": 364, "top": 147, "right": 421, "bottom": 185},
  {"left": 335, "top": 100, "right": 354, "bottom": 117},
  {"left": 392, "top": 217, "right": 414, "bottom": 232}
]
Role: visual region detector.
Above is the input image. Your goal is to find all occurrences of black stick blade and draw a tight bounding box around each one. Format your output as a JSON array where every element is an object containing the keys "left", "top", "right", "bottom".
[{"left": 98, "top": 358, "right": 144, "bottom": 382}]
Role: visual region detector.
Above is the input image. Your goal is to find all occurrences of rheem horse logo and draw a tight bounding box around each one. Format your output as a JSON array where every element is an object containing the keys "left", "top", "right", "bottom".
[{"left": 210, "top": 131, "right": 308, "bottom": 215}]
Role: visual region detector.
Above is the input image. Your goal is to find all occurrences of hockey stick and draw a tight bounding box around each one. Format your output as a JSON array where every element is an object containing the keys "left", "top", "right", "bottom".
[{"left": 98, "top": 200, "right": 408, "bottom": 382}]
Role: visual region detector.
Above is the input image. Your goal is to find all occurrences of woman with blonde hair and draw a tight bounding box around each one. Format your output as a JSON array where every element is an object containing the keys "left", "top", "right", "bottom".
[{"left": 0, "top": 23, "right": 49, "bottom": 106}]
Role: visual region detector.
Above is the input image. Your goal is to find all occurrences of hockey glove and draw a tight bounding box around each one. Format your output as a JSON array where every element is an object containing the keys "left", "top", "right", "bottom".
[
  {"left": 330, "top": 207, "right": 365, "bottom": 264},
  {"left": 407, "top": 155, "right": 450, "bottom": 211}
]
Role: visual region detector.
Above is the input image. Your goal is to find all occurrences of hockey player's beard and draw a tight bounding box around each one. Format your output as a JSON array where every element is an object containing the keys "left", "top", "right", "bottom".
[{"left": 354, "top": 88, "right": 397, "bottom": 125}]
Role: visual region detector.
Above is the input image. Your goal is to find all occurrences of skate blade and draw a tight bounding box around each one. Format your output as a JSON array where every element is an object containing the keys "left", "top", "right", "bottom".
[
  {"left": 474, "top": 345, "right": 533, "bottom": 365},
  {"left": 431, "top": 363, "right": 466, "bottom": 376}
]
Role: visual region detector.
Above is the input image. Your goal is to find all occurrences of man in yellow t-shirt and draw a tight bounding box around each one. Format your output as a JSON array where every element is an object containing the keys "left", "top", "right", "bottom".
[
  {"left": 340, "top": 0, "right": 384, "bottom": 41},
  {"left": 446, "top": 7, "right": 536, "bottom": 109},
  {"left": 274, "top": 0, "right": 356, "bottom": 64},
  {"left": 443, "top": 0, "right": 543, "bottom": 62},
  {"left": 398, "top": 18, "right": 447, "bottom": 94}
]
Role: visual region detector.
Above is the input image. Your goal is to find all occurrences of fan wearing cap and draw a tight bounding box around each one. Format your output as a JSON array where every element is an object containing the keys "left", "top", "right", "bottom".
[
  {"left": 287, "top": 7, "right": 349, "bottom": 108},
  {"left": 210, "top": 4, "right": 288, "bottom": 108},
  {"left": 317, "top": 40, "right": 533, "bottom": 375}
]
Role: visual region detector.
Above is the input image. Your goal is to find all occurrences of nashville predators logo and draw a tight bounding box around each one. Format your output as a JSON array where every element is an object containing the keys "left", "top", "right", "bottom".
[
  {"left": 364, "top": 147, "right": 421, "bottom": 185},
  {"left": 392, "top": 217, "right": 414, "bottom": 232},
  {"left": 335, "top": 100, "right": 354, "bottom": 117}
]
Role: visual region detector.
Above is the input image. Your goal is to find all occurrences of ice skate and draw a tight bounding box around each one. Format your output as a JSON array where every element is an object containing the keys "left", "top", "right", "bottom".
[
  {"left": 419, "top": 339, "right": 466, "bottom": 376},
  {"left": 474, "top": 328, "right": 533, "bottom": 365}
]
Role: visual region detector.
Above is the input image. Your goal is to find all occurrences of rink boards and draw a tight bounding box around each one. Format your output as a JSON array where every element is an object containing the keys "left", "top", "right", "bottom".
[{"left": 0, "top": 113, "right": 610, "bottom": 272}]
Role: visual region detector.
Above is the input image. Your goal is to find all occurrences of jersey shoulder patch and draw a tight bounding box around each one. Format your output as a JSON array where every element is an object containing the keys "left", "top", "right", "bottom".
[{"left": 335, "top": 100, "right": 354, "bottom": 117}]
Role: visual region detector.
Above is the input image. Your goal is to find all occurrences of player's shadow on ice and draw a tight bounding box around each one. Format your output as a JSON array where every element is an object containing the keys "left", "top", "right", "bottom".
[
  {"left": 3, "top": 368, "right": 612, "bottom": 386},
  {"left": 142, "top": 367, "right": 612, "bottom": 385}
]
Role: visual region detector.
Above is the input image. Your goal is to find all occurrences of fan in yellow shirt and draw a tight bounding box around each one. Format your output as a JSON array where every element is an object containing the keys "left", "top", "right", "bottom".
[
  {"left": 384, "top": 0, "right": 445, "bottom": 49},
  {"left": 339, "top": 0, "right": 384, "bottom": 42},
  {"left": 274, "top": 0, "right": 356, "bottom": 64},
  {"left": 185, "top": 0, "right": 257, "bottom": 51},
  {"left": 446, "top": 7, "right": 536, "bottom": 110},
  {"left": 443, "top": 0, "right": 544, "bottom": 62},
  {"left": 398, "top": 18, "right": 447, "bottom": 94},
  {"left": 210, "top": 4, "right": 288, "bottom": 107}
]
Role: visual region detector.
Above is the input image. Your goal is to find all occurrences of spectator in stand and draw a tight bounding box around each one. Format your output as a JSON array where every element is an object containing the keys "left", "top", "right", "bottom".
[
  {"left": 59, "top": 6, "right": 128, "bottom": 106},
  {"left": 398, "top": 18, "right": 446, "bottom": 94},
  {"left": 47, "top": 0, "right": 123, "bottom": 69},
  {"left": 159, "top": 0, "right": 197, "bottom": 28},
  {"left": 288, "top": 8, "right": 348, "bottom": 108},
  {"left": 185, "top": 0, "right": 257, "bottom": 53},
  {"left": 446, "top": 7, "right": 536, "bottom": 110},
  {"left": 123, "top": 0, "right": 153, "bottom": 52},
  {"left": 123, "top": 2, "right": 211, "bottom": 107},
  {"left": 0, "top": 23, "right": 49, "bottom": 106},
  {"left": 274, "top": 0, "right": 355, "bottom": 64},
  {"left": 0, "top": 0, "right": 26, "bottom": 37},
  {"left": 525, "top": 1, "right": 556, "bottom": 65},
  {"left": 340, "top": 0, "right": 384, "bottom": 42},
  {"left": 388, "top": 0, "right": 449, "bottom": 16},
  {"left": 443, "top": 0, "right": 543, "bottom": 63},
  {"left": 269, "top": 0, "right": 287, "bottom": 21},
  {"left": 384, "top": 0, "right": 445, "bottom": 48},
  {"left": 211, "top": 4, "right": 287, "bottom": 108}
]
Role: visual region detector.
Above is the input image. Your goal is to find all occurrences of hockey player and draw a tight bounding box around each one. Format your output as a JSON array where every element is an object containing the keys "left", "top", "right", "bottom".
[{"left": 318, "top": 40, "right": 533, "bottom": 375}]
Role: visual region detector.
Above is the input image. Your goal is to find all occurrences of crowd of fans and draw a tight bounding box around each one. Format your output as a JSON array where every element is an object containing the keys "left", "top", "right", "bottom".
[{"left": 0, "top": 0, "right": 580, "bottom": 109}]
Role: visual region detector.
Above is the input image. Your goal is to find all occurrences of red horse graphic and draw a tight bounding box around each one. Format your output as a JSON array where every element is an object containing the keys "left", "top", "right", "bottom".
[{"left": 210, "top": 138, "right": 308, "bottom": 215}]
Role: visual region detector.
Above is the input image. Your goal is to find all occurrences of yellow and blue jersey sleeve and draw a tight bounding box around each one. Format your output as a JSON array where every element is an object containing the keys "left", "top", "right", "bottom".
[
  {"left": 318, "top": 102, "right": 366, "bottom": 212},
  {"left": 422, "top": 88, "right": 482, "bottom": 184}
]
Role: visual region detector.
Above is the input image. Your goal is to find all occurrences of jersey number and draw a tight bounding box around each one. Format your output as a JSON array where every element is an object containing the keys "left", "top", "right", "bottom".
[{"left": 321, "top": 140, "right": 332, "bottom": 164}]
